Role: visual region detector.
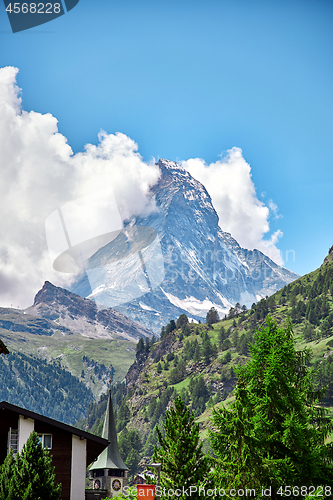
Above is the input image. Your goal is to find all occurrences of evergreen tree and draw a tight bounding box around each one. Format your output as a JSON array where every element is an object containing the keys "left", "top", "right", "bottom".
[
  {"left": 201, "top": 337, "right": 214, "bottom": 364},
  {"left": 231, "top": 328, "right": 239, "bottom": 347},
  {"left": 169, "top": 360, "right": 186, "bottom": 385},
  {"left": 234, "top": 302, "right": 241, "bottom": 315},
  {"left": 205, "top": 307, "right": 219, "bottom": 326},
  {"left": 321, "top": 314, "right": 333, "bottom": 338},
  {"left": 0, "top": 448, "right": 15, "bottom": 499},
  {"left": 9, "top": 431, "right": 61, "bottom": 500},
  {"left": 145, "top": 336, "right": 151, "bottom": 352},
  {"left": 118, "top": 403, "right": 131, "bottom": 423},
  {"left": 153, "top": 396, "right": 210, "bottom": 499},
  {"left": 221, "top": 338, "right": 232, "bottom": 351},
  {"left": 166, "top": 352, "right": 175, "bottom": 362},
  {"left": 143, "top": 426, "right": 159, "bottom": 456},
  {"left": 181, "top": 323, "right": 191, "bottom": 337},
  {"left": 147, "top": 398, "right": 157, "bottom": 420},
  {"left": 165, "top": 320, "right": 177, "bottom": 336},
  {"left": 221, "top": 351, "right": 231, "bottom": 364},
  {"left": 193, "top": 343, "right": 201, "bottom": 363},
  {"left": 210, "top": 316, "right": 333, "bottom": 496},
  {"left": 303, "top": 323, "right": 315, "bottom": 341},
  {"left": 190, "top": 376, "right": 209, "bottom": 415},
  {"left": 218, "top": 326, "right": 227, "bottom": 349},
  {"left": 136, "top": 337, "right": 145, "bottom": 353},
  {"left": 118, "top": 429, "right": 143, "bottom": 479},
  {"left": 236, "top": 333, "right": 249, "bottom": 355},
  {"left": 176, "top": 314, "right": 189, "bottom": 329}
]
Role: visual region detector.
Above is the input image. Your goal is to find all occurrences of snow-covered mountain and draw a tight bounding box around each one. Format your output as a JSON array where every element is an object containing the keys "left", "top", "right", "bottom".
[{"left": 70, "top": 159, "right": 298, "bottom": 333}]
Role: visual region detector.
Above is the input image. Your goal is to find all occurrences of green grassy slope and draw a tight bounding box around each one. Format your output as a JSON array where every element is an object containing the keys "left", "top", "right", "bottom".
[{"left": 81, "top": 250, "right": 333, "bottom": 463}]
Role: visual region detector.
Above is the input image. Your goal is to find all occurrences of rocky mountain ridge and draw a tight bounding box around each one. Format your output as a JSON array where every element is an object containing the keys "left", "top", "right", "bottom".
[
  {"left": 323, "top": 245, "right": 333, "bottom": 266},
  {"left": 26, "top": 281, "right": 153, "bottom": 341},
  {"left": 0, "top": 282, "right": 153, "bottom": 400},
  {"left": 71, "top": 159, "right": 299, "bottom": 333}
]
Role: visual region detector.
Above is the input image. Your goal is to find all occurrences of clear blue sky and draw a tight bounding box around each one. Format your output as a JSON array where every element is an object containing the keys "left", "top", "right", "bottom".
[{"left": 0, "top": 0, "right": 332, "bottom": 277}]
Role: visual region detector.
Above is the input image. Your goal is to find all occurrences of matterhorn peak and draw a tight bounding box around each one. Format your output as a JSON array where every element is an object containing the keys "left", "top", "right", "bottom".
[
  {"left": 156, "top": 158, "right": 185, "bottom": 171},
  {"left": 70, "top": 160, "right": 299, "bottom": 333}
]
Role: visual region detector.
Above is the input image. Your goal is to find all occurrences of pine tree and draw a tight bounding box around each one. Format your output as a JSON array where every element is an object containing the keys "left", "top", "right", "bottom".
[
  {"left": 221, "top": 338, "right": 232, "bottom": 351},
  {"left": 236, "top": 333, "right": 249, "bottom": 355},
  {"left": 153, "top": 396, "right": 210, "bottom": 499},
  {"left": 189, "top": 376, "right": 209, "bottom": 415},
  {"left": 210, "top": 316, "right": 333, "bottom": 497},
  {"left": 218, "top": 326, "right": 227, "bottom": 348},
  {"left": 143, "top": 426, "right": 159, "bottom": 456},
  {"left": 194, "top": 343, "right": 201, "bottom": 363},
  {"left": 165, "top": 320, "right": 177, "bottom": 335},
  {"left": 176, "top": 314, "right": 189, "bottom": 329},
  {"left": 201, "top": 337, "right": 214, "bottom": 364},
  {"left": 205, "top": 307, "right": 219, "bottom": 326},
  {"left": 10, "top": 431, "right": 61, "bottom": 500},
  {"left": 0, "top": 448, "right": 15, "bottom": 499},
  {"left": 136, "top": 337, "right": 145, "bottom": 353},
  {"left": 118, "top": 429, "right": 143, "bottom": 480}
]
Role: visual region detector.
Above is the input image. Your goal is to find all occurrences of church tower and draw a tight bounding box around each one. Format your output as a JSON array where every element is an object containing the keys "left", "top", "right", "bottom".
[{"left": 89, "top": 388, "right": 128, "bottom": 497}]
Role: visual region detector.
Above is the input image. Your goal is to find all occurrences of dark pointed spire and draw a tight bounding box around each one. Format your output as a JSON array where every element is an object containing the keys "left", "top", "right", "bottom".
[
  {"left": 90, "top": 385, "right": 128, "bottom": 470},
  {"left": 0, "top": 337, "right": 9, "bottom": 355}
]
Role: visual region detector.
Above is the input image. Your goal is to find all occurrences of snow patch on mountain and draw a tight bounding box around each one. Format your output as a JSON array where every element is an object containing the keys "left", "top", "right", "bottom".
[{"left": 160, "top": 287, "right": 231, "bottom": 317}]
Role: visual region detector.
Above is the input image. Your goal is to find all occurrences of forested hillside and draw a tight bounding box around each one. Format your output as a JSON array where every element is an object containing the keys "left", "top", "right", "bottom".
[
  {"left": 79, "top": 248, "right": 333, "bottom": 478},
  {"left": 0, "top": 281, "right": 147, "bottom": 400},
  {"left": 0, "top": 351, "right": 94, "bottom": 425}
]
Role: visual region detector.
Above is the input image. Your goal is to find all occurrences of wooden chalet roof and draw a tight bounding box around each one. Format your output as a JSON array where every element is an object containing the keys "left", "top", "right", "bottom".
[{"left": 0, "top": 401, "right": 109, "bottom": 464}]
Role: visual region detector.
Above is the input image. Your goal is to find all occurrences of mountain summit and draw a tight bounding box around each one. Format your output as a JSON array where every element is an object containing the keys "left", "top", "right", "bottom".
[
  {"left": 71, "top": 159, "right": 298, "bottom": 332},
  {"left": 26, "top": 281, "right": 152, "bottom": 341}
]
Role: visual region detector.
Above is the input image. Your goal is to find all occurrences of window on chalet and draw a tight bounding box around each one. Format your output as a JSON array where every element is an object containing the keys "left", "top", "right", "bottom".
[
  {"left": 38, "top": 434, "right": 52, "bottom": 449},
  {"left": 8, "top": 428, "right": 19, "bottom": 455}
]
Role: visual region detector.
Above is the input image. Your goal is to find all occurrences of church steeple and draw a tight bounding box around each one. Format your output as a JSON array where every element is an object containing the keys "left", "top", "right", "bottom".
[{"left": 90, "top": 387, "right": 128, "bottom": 471}]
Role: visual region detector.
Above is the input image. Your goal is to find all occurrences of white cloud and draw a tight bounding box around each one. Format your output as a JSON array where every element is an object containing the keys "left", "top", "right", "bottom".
[
  {"left": 0, "top": 67, "right": 283, "bottom": 309},
  {"left": 0, "top": 67, "right": 160, "bottom": 308},
  {"left": 181, "top": 148, "right": 283, "bottom": 265},
  {"left": 268, "top": 199, "right": 282, "bottom": 219},
  {"left": 73, "top": 130, "right": 159, "bottom": 221}
]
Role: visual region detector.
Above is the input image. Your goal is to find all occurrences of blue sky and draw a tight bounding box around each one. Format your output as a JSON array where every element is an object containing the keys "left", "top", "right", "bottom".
[{"left": 0, "top": 0, "right": 332, "bottom": 306}]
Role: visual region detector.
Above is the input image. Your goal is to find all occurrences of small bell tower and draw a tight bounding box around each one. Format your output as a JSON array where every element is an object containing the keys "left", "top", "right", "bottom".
[{"left": 89, "top": 383, "right": 128, "bottom": 497}]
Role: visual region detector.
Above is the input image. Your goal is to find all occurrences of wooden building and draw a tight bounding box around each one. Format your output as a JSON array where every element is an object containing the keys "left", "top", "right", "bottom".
[
  {"left": 0, "top": 401, "right": 109, "bottom": 500},
  {"left": 133, "top": 472, "right": 154, "bottom": 485}
]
